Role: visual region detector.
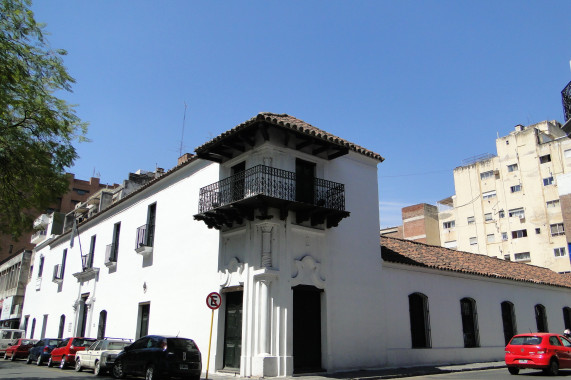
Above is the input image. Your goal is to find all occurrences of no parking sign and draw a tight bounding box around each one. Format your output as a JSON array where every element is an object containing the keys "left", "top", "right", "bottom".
[
  {"left": 206, "top": 292, "right": 221, "bottom": 310},
  {"left": 205, "top": 291, "right": 221, "bottom": 379}
]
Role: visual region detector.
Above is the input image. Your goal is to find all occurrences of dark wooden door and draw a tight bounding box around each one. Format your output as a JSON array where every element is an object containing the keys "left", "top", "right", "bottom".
[
  {"left": 296, "top": 159, "right": 315, "bottom": 204},
  {"left": 223, "top": 291, "right": 243, "bottom": 369},
  {"left": 293, "top": 286, "right": 322, "bottom": 373}
]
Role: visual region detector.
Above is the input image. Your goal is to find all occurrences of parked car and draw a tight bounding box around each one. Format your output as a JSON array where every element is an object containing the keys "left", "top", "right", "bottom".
[
  {"left": 75, "top": 338, "right": 132, "bottom": 376},
  {"left": 48, "top": 337, "right": 97, "bottom": 369},
  {"left": 505, "top": 333, "right": 571, "bottom": 375},
  {"left": 0, "top": 329, "right": 25, "bottom": 357},
  {"left": 3, "top": 339, "right": 37, "bottom": 361},
  {"left": 26, "top": 338, "right": 63, "bottom": 365},
  {"left": 112, "top": 335, "right": 201, "bottom": 380}
]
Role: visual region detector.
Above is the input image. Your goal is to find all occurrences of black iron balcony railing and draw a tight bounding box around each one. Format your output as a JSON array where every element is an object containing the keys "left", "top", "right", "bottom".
[
  {"left": 198, "top": 164, "right": 346, "bottom": 214},
  {"left": 135, "top": 224, "right": 155, "bottom": 250},
  {"left": 105, "top": 243, "right": 118, "bottom": 263}
]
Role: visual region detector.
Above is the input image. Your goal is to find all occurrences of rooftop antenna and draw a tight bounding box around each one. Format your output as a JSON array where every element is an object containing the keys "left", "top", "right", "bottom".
[{"left": 179, "top": 102, "right": 188, "bottom": 157}]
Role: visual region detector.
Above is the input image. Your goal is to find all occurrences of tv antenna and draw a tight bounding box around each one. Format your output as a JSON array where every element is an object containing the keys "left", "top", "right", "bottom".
[{"left": 179, "top": 102, "right": 188, "bottom": 157}]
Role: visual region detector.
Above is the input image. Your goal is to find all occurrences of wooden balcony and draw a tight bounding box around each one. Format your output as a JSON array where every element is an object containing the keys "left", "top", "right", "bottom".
[{"left": 194, "top": 165, "right": 349, "bottom": 230}]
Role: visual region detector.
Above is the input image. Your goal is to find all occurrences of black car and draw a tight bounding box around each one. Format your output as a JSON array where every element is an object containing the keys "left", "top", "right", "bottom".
[
  {"left": 26, "top": 338, "right": 63, "bottom": 366},
  {"left": 112, "top": 335, "right": 201, "bottom": 380}
]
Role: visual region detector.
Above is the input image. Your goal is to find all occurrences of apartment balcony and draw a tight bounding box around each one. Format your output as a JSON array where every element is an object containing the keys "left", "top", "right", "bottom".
[
  {"left": 194, "top": 164, "right": 349, "bottom": 230},
  {"left": 30, "top": 229, "right": 47, "bottom": 245},
  {"left": 135, "top": 224, "right": 154, "bottom": 256},
  {"left": 72, "top": 254, "right": 99, "bottom": 282},
  {"left": 105, "top": 243, "right": 118, "bottom": 267}
]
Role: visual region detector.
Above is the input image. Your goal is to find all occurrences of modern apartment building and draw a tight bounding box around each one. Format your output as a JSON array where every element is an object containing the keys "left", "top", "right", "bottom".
[
  {"left": 0, "top": 175, "right": 113, "bottom": 263},
  {"left": 439, "top": 120, "right": 571, "bottom": 273}
]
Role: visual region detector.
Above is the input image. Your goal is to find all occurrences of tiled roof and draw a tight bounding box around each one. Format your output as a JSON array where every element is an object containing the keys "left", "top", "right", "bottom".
[
  {"left": 381, "top": 236, "right": 571, "bottom": 289},
  {"left": 195, "top": 112, "right": 385, "bottom": 162}
]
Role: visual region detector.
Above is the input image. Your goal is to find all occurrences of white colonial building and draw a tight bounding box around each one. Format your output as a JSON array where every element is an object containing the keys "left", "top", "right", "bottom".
[{"left": 20, "top": 113, "right": 571, "bottom": 377}]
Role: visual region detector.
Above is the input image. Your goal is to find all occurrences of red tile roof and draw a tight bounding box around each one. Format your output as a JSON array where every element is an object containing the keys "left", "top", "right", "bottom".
[
  {"left": 381, "top": 236, "right": 571, "bottom": 289},
  {"left": 195, "top": 112, "right": 385, "bottom": 162}
]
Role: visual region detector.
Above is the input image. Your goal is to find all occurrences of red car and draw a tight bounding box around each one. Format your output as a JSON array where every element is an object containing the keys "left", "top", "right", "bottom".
[
  {"left": 3, "top": 339, "right": 37, "bottom": 361},
  {"left": 47, "top": 337, "right": 96, "bottom": 369},
  {"left": 505, "top": 333, "right": 571, "bottom": 375}
]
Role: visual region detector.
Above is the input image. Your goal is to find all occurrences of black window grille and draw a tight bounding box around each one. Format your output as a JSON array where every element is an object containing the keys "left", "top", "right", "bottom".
[
  {"left": 535, "top": 304, "right": 549, "bottom": 332},
  {"left": 460, "top": 298, "right": 480, "bottom": 348},
  {"left": 501, "top": 301, "right": 517, "bottom": 345},
  {"left": 409, "top": 293, "right": 431, "bottom": 348}
]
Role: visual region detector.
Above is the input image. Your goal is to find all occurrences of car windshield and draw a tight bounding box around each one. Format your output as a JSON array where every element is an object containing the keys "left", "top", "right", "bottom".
[
  {"left": 167, "top": 338, "right": 197, "bottom": 350},
  {"left": 108, "top": 342, "right": 130, "bottom": 350},
  {"left": 21, "top": 340, "right": 34, "bottom": 345},
  {"left": 72, "top": 338, "right": 96, "bottom": 347},
  {"left": 48, "top": 339, "right": 61, "bottom": 346},
  {"left": 510, "top": 336, "right": 543, "bottom": 345}
]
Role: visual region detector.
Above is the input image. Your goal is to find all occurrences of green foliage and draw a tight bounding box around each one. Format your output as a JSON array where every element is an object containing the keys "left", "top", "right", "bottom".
[{"left": 0, "top": 0, "right": 88, "bottom": 239}]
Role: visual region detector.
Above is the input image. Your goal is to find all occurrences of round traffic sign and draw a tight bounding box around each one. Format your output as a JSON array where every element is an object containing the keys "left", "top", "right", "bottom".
[{"left": 206, "top": 292, "right": 222, "bottom": 310}]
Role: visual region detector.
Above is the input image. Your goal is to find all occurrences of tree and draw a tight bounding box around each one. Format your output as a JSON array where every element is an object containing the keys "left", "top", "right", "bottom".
[{"left": 0, "top": 0, "right": 88, "bottom": 239}]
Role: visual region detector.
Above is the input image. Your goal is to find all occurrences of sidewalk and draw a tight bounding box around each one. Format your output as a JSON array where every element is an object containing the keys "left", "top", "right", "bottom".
[{"left": 207, "top": 361, "right": 506, "bottom": 380}]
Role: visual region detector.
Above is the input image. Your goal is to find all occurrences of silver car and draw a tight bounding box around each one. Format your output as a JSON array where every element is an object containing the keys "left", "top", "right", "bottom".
[{"left": 75, "top": 338, "right": 131, "bottom": 376}]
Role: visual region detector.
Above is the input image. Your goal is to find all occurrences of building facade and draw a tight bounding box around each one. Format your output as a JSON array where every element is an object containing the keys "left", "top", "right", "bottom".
[
  {"left": 439, "top": 121, "right": 571, "bottom": 273},
  {"left": 19, "top": 113, "right": 571, "bottom": 377},
  {"left": 0, "top": 175, "right": 113, "bottom": 263}
]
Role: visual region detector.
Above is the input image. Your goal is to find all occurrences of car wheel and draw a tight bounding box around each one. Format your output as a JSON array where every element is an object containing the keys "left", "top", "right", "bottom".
[
  {"left": 94, "top": 360, "right": 103, "bottom": 376},
  {"left": 47, "top": 357, "right": 53, "bottom": 367},
  {"left": 145, "top": 364, "right": 159, "bottom": 380},
  {"left": 26, "top": 355, "right": 32, "bottom": 364},
  {"left": 59, "top": 355, "right": 67, "bottom": 369},
  {"left": 75, "top": 357, "right": 82, "bottom": 372},
  {"left": 546, "top": 359, "right": 559, "bottom": 376},
  {"left": 112, "top": 359, "right": 126, "bottom": 379},
  {"left": 508, "top": 367, "right": 520, "bottom": 375},
  {"left": 36, "top": 355, "right": 43, "bottom": 366}
]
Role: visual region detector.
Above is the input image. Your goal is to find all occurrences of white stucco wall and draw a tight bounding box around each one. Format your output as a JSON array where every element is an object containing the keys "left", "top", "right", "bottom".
[
  {"left": 21, "top": 159, "right": 222, "bottom": 359},
  {"left": 381, "top": 261, "right": 571, "bottom": 367}
]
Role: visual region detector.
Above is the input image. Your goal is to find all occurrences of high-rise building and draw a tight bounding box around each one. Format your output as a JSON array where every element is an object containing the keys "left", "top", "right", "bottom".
[{"left": 439, "top": 120, "right": 571, "bottom": 273}]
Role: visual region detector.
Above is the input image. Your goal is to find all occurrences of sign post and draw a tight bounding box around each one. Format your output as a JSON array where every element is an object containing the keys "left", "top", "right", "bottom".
[{"left": 205, "top": 292, "right": 221, "bottom": 379}]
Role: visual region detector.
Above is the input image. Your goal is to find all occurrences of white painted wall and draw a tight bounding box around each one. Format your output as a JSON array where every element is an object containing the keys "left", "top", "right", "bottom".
[{"left": 381, "top": 262, "right": 571, "bottom": 367}]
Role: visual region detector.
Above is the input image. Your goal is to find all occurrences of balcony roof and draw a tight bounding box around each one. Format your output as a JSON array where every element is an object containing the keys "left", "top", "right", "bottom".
[{"left": 195, "top": 112, "right": 385, "bottom": 164}]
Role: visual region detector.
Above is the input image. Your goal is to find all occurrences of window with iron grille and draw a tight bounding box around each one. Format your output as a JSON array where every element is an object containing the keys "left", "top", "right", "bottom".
[
  {"left": 507, "top": 163, "right": 518, "bottom": 172},
  {"left": 502, "top": 232, "right": 508, "bottom": 241},
  {"left": 460, "top": 298, "right": 479, "bottom": 348},
  {"left": 501, "top": 301, "right": 517, "bottom": 346},
  {"left": 510, "top": 185, "right": 521, "bottom": 193},
  {"left": 535, "top": 304, "right": 549, "bottom": 333},
  {"left": 554, "top": 247, "right": 566, "bottom": 257},
  {"left": 467, "top": 216, "right": 475, "bottom": 225},
  {"left": 409, "top": 293, "right": 431, "bottom": 348}
]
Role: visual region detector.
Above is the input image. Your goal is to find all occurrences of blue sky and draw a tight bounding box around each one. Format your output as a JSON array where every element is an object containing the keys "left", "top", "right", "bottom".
[{"left": 31, "top": 1, "right": 571, "bottom": 228}]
